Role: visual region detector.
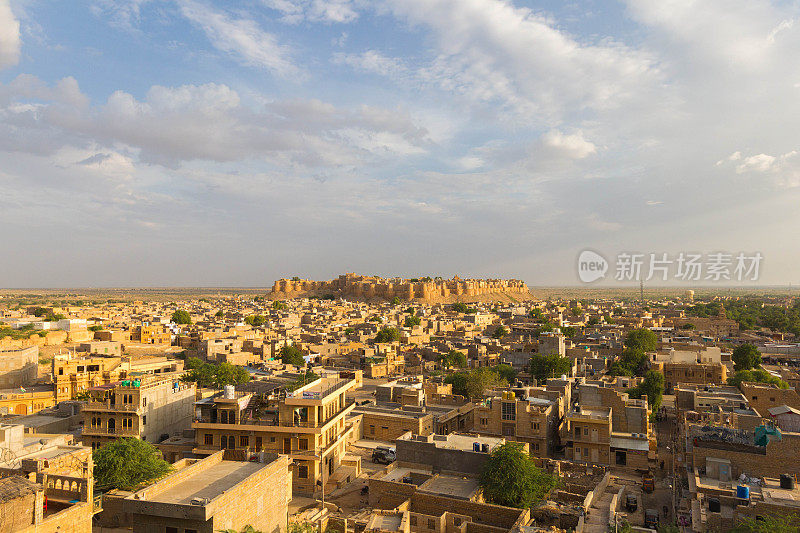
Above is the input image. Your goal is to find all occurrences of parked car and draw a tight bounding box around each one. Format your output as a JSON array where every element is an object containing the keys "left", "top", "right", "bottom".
[
  {"left": 644, "top": 509, "right": 659, "bottom": 529},
  {"left": 372, "top": 446, "right": 396, "bottom": 464},
  {"left": 625, "top": 494, "right": 638, "bottom": 512}
]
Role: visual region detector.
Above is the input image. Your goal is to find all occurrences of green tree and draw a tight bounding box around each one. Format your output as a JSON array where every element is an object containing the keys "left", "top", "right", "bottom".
[
  {"left": 272, "top": 301, "right": 288, "bottom": 310},
  {"left": 171, "top": 309, "right": 191, "bottom": 324},
  {"left": 280, "top": 345, "right": 306, "bottom": 366},
  {"left": 627, "top": 370, "right": 665, "bottom": 411},
  {"left": 732, "top": 343, "right": 762, "bottom": 371},
  {"left": 730, "top": 514, "right": 800, "bottom": 533},
  {"left": 88, "top": 325, "right": 104, "bottom": 332},
  {"left": 215, "top": 310, "right": 224, "bottom": 318},
  {"left": 609, "top": 348, "right": 649, "bottom": 377},
  {"left": 344, "top": 327, "right": 355, "bottom": 335},
  {"left": 93, "top": 438, "right": 173, "bottom": 491},
  {"left": 492, "top": 363, "right": 516, "bottom": 383},
  {"left": 479, "top": 442, "right": 558, "bottom": 508},
  {"left": 465, "top": 368, "right": 507, "bottom": 399},
  {"left": 561, "top": 326, "right": 576, "bottom": 338},
  {"left": 404, "top": 307, "right": 416, "bottom": 314},
  {"left": 492, "top": 326, "right": 509, "bottom": 339},
  {"left": 728, "top": 369, "right": 788, "bottom": 389},
  {"left": 444, "top": 372, "right": 469, "bottom": 396},
  {"left": 439, "top": 350, "right": 467, "bottom": 369},
  {"left": 391, "top": 296, "right": 401, "bottom": 305},
  {"left": 374, "top": 327, "right": 401, "bottom": 343},
  {"left": 245, "top": 315, "right": 266, "bottom": 327},
  {"left": 404, "top": 315, "right": 421, "bottom": 328},
  {"left": 213, "top": 363, "right": 251, "bottom": 388},
  {"left": 529, "top": 353, "right": 572, "bottom": 382},
  {"left": 182, "top": 358, "right": 250, "bottom": 388},
  {"left": 624, "top": 328, "right": 657, "bottom": 352},
  {"left": 453, "top": 302, "right": 476, "bottom": 314}
]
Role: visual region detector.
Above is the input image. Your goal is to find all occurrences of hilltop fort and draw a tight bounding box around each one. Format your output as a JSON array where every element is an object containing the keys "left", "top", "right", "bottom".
[{"left": 270, "top": 273, "right": 532, "bottom": 303}]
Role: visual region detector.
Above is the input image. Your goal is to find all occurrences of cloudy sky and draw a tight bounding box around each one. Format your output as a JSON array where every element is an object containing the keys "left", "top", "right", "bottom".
[{"left": 1, "top": 0, "right": 799, "bottom": 288}]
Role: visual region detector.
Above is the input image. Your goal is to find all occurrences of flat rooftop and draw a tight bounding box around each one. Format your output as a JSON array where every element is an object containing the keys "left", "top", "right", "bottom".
[
  {"left": 420, "top": 475, "right": 479, "bottom": 499},
  {"left": 145, "top": 460, "right": 264, "bottom": 505}
]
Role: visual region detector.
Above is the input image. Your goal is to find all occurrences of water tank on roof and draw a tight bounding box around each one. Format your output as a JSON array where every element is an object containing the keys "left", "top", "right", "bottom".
[
  {"left": 481, "top": 444, "right": 490, "bottom": 453},
  {"left": 224, "top": 384, "right": 235, "bottom": 399},
  {"left": 736, "top": 485, "right": 750, "bottom": 499},
  {"left": 780, "top": 474, "right": 795, "bottom": 489},
  {"left": 473, "top": 442, "right": 481, "bottom": 452}
]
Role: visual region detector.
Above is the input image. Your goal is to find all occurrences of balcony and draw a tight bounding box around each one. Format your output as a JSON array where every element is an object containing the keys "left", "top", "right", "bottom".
[
  {"left": 85, "top": 401, "right": 140, "bottom": 412},
  {"left": 82, "top": 426, "right": 139, "bottom": 437}
]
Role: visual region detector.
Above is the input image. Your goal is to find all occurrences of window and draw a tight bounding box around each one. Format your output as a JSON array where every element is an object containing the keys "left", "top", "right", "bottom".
[
  {"left": 298, "top": 465, "right": 308, "bottom": 479},
  {"left": 752, "top": 396, "right": 758, "bottom": 400},
  {"left": 454, "top": 518, "right": 462, "bottom": 527},
  {"left": 369, "top": 425, "right": 375, "bottom": 435},
  {"left": 770, "top": 397, "right": 775, "bottom": 402},
  {"left": 204, "top": 434, "right": 213, "bottom": 445},
  {"left": 255, "top": 436, "right": 262, "bottom": 450},
  {"left": 240, "top": 435, "right": 249, "bottom": 447},
  {"left": 574, "top": 426, "right": 581, "bottom": 438},
  {"left": 142, "top": 416, "right": 147, "bottom": 425},
  {"left": 428, "top": 519, "right": 436, "bottom": 529},
  {"left": 501, "top": 402, "right": 516, "bottom": 421},
  {"left": 299, "top": 438, "right": 308, "bottom": 451},
  {"left": 410, "top": 516, "right": 417, "bottom": 526},
  {"left": 532, "top": 422, "right": 540, "bottom": 430},
  {"left": 270, "top": 436, "right": 276, "bottom": 442},
  {"left": 184, "top": 529, "right": 198, "bottom": 533},
  {"left": 480, "top": 418, "right": 488, "bottom": 426},
  {"left": 166, "top": 527, "right": 178, "bottom": 533},
  {"left": 584, "top": 427, "right": 589, "bottom": 436}
]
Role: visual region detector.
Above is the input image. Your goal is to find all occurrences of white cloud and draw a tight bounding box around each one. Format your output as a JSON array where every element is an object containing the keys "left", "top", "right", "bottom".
[
  {"left": 0, "top": 75, "right": 432, "bottom": 169},
  {"left": 719, "top": 149, "right": 800, "bottom": 188},
  {"left": 0, "top": 0, "right": 21, "bottom": 69},
  {"left": 333, "top": 50, "right": 406, "bottom": 77},
  {"left": 382, "top": 0, "right": 660, "bottom": 121},
  {"left": 540, "top": 130, "right": 597, "bottom": 160},
  {"left": 179, "top": 0, "right": 300, "bottom": 78},
  {"left": 262, "top": 0, "right": 360, "bottom": 24}
]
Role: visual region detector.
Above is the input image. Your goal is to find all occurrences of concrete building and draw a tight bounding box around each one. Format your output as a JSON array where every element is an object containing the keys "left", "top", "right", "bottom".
[
  {"left": 193, "top": 376, "right": 358, "bottom": 494},
  {"left": 473, "top": 391, "right": 558, "bottom": 456},
  {"left": 395, "top": 432, "right": 507, "bottom": 475},
  {"left": 0, "top": 346, "right": 39, "bottom": 389},
  {"left": 118, "top": 450, "right": 291, "bottom": 533},
  {"left": 82, "top": 375, "right": 195, "bottom": 449}
]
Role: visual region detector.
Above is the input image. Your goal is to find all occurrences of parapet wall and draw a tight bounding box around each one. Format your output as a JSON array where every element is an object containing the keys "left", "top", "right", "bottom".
[{"left": 270, "top": 273, "right": 531, "bottom": 303}]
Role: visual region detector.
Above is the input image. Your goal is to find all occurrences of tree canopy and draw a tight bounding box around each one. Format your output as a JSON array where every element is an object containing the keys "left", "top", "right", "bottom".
[
  {"left": 626, "top": 370, "right": 665, "bottom": 411},
  {"left": 608, "top": 348, "right": 649, "bottom": 377},
  {"left": 93, "top": 438, "right": 173, "bottom": 491},
  {"left": 624, "top": 328, "right": 657, "bottom": 352},
  {"left": 479, "top": 442, "right": 558, "bottom": 508},
  {"left": 728, "top": 369, "right": 788, "bottom": 389},
  {"left": 182, "top": 357, "right": 251, "bottom": 388},
  {"left": 280, "top": 345, "right": 306, "bottom": 366},
  {"left": 438, "top": 349, "right": 467, "bottom": 369},
  {"left": 444, "top": 367, "right": 509, "bottom": 399},
  {"left": 404, "top": 315, "right": 421, "bottom": 328},
  {"left": 171, "top": 309, "right": 191, "bottom": 324},
  {"left": 492, "top": 326, "right": 509, "bottom": 339},
  {"left": 732, "top": 343, "right": 762, "bottom": 371},
  {"left": 729, "top": 513, "right": 800, "bottom": 533},
  {"left": 529, "top": 353, "right": 572, "bottom": 382},
  {"left": 245, "top": 314, "right": 267, "bottom": 327},
  {"left": 374, "top": 327, "right": 401, "bottom": 343},
  {"left": 272, "top": 300, "right": 288, "bottom": 310},
  {"left": 453, "top": 302, "right": 477, "bottom": 314}
]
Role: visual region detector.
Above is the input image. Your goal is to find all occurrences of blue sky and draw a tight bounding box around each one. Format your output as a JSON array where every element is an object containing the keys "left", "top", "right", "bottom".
[{"left": 1, "top": 0, "right": 800, "bottom": 287}]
